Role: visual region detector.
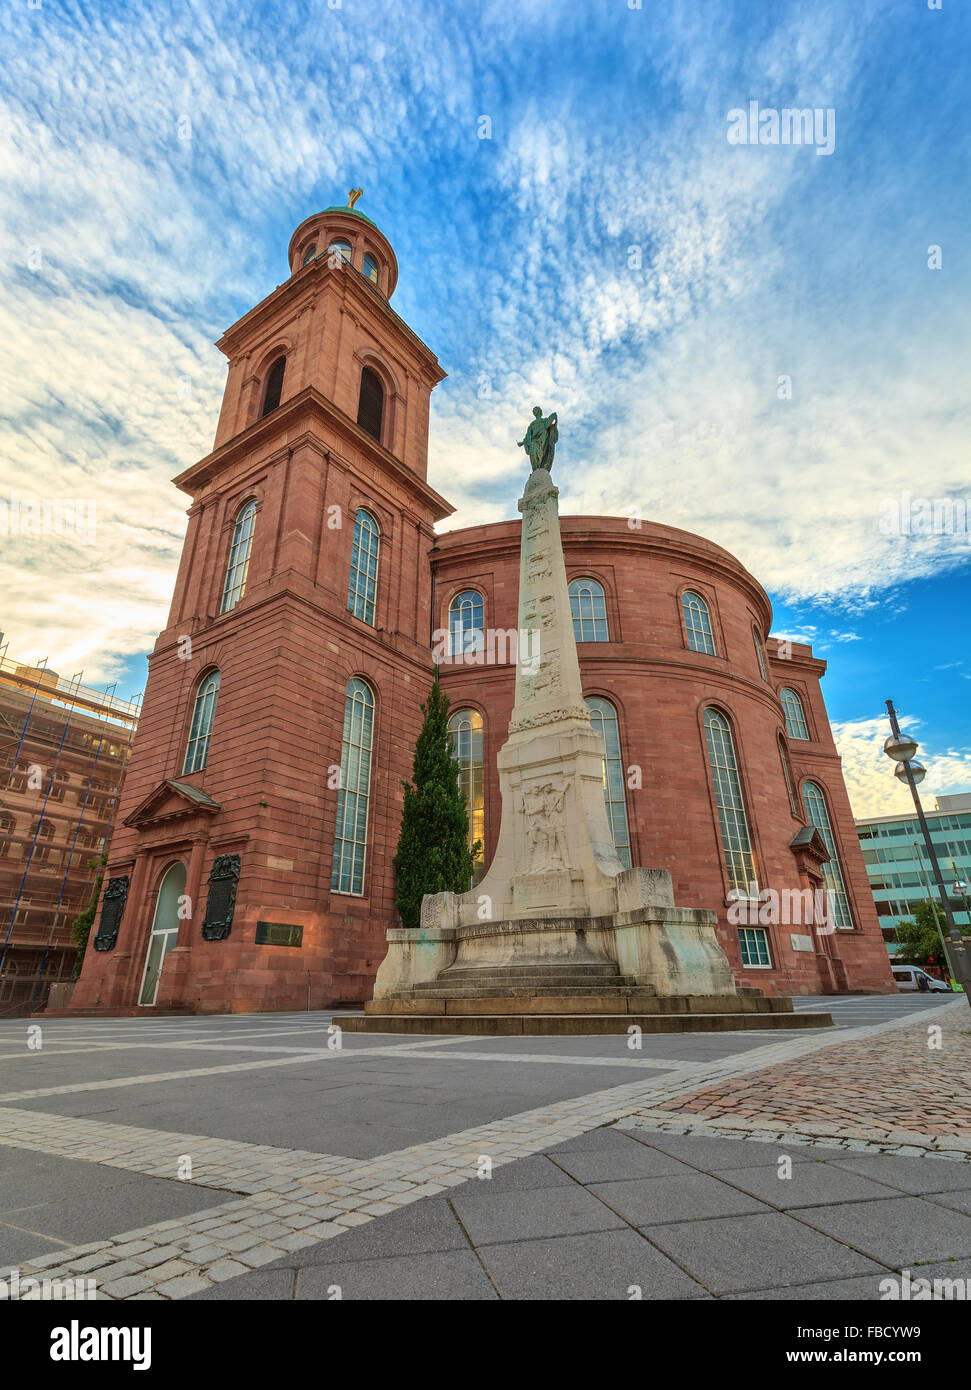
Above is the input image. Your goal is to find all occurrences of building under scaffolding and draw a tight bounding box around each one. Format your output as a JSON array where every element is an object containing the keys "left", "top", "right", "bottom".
[{"left": 0, "top": 646, "right": 140, "bottom": 1014}]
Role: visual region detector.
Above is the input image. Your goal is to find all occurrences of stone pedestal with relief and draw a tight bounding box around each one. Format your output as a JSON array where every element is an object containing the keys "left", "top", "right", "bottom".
[{"left": 344, "top": 464, "right": 831, "bottom": 1035}]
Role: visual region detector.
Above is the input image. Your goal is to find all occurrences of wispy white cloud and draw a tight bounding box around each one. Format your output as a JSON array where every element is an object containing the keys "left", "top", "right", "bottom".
[
  {"left": 0, "top": 0, "right": 968, "bottom": 693},
  {"left": 833, "top": 714, "right": 971, "bottom": 820}
]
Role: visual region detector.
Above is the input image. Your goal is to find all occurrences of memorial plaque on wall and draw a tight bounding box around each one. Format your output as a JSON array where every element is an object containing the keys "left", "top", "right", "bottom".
[
  {"left": 201, "top": 854, "right": 241, "bottom": 941},
  {"left": 93, "top": 875, "right": 130, "bottom": 952},
  {"left": 255, "top": 921, "right": 303, "bottom": 948}
]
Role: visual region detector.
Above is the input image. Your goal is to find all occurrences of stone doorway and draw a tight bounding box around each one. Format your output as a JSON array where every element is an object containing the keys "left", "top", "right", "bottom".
[{"left": 138, "top": 861, "right": 186, "bottom": 1007}]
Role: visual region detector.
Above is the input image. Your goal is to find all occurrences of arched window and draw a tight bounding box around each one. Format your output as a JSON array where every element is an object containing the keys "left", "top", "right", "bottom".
[
  {"left": 0, "top": 814, "right": 14, "bottom": 856},
  {"left": 50, "top": 771, "right": 69, "bottom": 801},
  {"left": 327, "top": 239, "right": 352, "bottom": 265},
  {"left": 362, "top": 253, "right": 379, "bottom": 285},
  {"left": 682, "top": 591, "right": 716, "bottom": 655},
  {"left": 780, "top": 687, "right": 810, "bottom": 740},
  {"left": 586, "top": 696, "right": 632, "bottom": 868},
  {"left": 703, "top": 708, "right": 758, "bottom": 894},
  {"left": 778, "top": 734, "right": 800, "bottom": 818},
  {"left": 357, "top": 366, "right": 384, "bottom": 442},
  {"left": 449, "top": 590, "right": 484, "bottom": 658},
  {"left": 302, "top": 243, "right": 317, "bottom": 266},
  {"left": 33, "top": 818, "right": 56, "bottom": 864},
  {"left": 220, "top": 500, "right": 257, "bottom": 614},
  {"left": 332, "top": 678, "right": 375, "bottom": 895},
  {"left": 753, "top": 627, "right": 769, "bottom": 681},
  {"left": 183, "top": 671, "right": 220, "bottom": 775},
  {"left": 261, "top": 357, "right": 285, "bottom": 417},
  {"left": 347, "top": 509, "right": 380, "bottom": 625},
  {"left": 569, "top": 578, "right": 609, "bottom": 642},
  {"left": 802, "top": 782, "right": 853, "bottom": 930},
  {"left": 448, "top": 708, "right": 484, "bottom": 877}
]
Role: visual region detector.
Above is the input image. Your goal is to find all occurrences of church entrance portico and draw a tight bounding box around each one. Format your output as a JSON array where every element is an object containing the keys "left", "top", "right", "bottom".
[{"left": 138, "top": 861, "right": 186, "bottom": 1007}]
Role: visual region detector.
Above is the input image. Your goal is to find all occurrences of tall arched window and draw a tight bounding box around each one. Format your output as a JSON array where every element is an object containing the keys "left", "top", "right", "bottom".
[
  {"left": 302, "top": 243, "right": 317, "bottom": 266},
  {"left": 362, "top": 253, "right": 379, "bottom": 285},
  {"left": 357, "top": 366, "right": 384, "bottom": 442},
  {"left": 448, "top": 708, "right": 484, "bottom": 878},
  {"left": 682, "top": 591, "right": 716, "bottom": 655},
  {"left": 778, "top": 734, "right": 799, "bottom": 818},
  {"left": 753, "top": 627, "right": 769, "bottom": 681},
  {"left": 261, "top": 357, "right": 285, "bottom": 416},
  {"left": 569, "top": 578, "right": 609, "bottom": 642},
  {"left": 331, "top": 678, "right": 375, "bottom": 895},
  {"left": 780, "top": 687, "right": 810, "bottom": 739},
  {"left": 347, "top": 509, "right": 380, "bottom": 625},
  {"left": 703, "top": 708, "right": 758, "bottom": 894},
  {"left": 802, "top": 781, "right": 853, "bottom": 930},
  {"left": 220, "top": 499, "right": 257, "bottom": 614},
  {"left": 448, "top": 590, "right": 484, "bottom": 658},
  {"left": 586, "top": 697, "right": 632, "bottom": 868},
  {"left": 183, "top": 671, "right": 220, "bottom": 775}
]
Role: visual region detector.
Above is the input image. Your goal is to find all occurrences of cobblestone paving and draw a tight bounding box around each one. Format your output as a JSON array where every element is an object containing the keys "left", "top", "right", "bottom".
[{"left": 643, "top": 1006, "right": 971, "bottom": 1151}]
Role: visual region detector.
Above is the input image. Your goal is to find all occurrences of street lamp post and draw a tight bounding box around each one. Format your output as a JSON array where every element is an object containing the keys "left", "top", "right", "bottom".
[{"left": 884, "top": 699, "right": 971, "bottom": 1008}]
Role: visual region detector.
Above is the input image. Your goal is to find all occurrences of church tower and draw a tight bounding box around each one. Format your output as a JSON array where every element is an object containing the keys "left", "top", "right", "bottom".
[{"left": 70, "top": 197, "right": 452, "bottom": 1014}]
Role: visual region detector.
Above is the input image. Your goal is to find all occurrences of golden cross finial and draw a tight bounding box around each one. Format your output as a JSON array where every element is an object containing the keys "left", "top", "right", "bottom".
[{"left": 347, "top": 187, "right": 363, "bottom": 209}]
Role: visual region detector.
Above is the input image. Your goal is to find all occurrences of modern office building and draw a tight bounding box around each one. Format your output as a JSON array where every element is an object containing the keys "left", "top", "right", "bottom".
[{"left": 856, "top": 792, "right": 971, "bottom": 957}]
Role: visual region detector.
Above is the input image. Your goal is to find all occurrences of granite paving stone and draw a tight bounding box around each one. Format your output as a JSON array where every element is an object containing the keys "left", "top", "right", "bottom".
[
  {"left": 294, "top": 1249, "right": 499, "bottom": 1301},
  {"left": 592, "top": 1172, "right": 772, "bottom": 1225},
  {"left": 797, "top": 1196, "right": 971, "bottom": 1266},
  {"left": 645, "top": 1211, "right": 887, "bottom": 1294},
  {"left": 720, "top": 1161, "right": 903, "bottom": 1208},
  {"left": 477, "top": 1229, "right": 711, "bottom": 1300},
  {"left": 450, "top": 1184, "right": 627, "bottom": 1247}
]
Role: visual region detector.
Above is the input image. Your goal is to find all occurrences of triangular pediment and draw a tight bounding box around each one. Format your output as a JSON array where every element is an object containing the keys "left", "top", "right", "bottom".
[
  {"left": 789, "top": 825, "right": 830, "bottom": 863},
  {"left": 124, "top": 778, "right": 221, "bottom": 829}
]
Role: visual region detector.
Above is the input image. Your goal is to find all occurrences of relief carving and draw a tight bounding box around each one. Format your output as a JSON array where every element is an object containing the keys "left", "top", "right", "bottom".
[{"left": 520, "top": 777, "right": 570, "bottom": 872}]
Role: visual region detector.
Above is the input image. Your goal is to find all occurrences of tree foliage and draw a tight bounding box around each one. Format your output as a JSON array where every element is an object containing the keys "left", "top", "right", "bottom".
[
  {"left": 70, "top": 856, "right": 106, "bottom": 978},
  {"left": 393, "top": 678, "right": 479, "bottom": 928},
  {"left": 894, "top": 898, "right": 949, "bottom": 975}
]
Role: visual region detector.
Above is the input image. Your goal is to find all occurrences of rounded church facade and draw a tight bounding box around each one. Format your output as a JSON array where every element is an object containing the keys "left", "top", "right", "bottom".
[{"left": 432, "top": 515, "right": 891, "bottom": 997}]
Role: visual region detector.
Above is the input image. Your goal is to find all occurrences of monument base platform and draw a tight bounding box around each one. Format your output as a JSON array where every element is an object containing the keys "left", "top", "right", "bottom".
[{"left": 339, "top": 993, "right": 833, "bottom": 1035}]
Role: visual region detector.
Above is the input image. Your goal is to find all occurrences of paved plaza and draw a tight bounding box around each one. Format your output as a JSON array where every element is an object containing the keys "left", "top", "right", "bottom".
[{"left": 1, "top": 994, "right": 969, "bottom": 1300}]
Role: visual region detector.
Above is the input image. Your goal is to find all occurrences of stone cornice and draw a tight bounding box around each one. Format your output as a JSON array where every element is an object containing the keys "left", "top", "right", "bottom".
[
  {"left": 172, "top": 388, "right": 455, "bottom": 523},
  {"left": 215, "top": 258, "right": 444, "bottom": 385},
  {"left": 432, "top": 516, "right": 774, "bottom": 631}
]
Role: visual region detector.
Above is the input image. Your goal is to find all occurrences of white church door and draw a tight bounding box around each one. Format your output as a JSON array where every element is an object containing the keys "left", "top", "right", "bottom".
[{"left": 138, "top": 861, "right": 186, "bottom": 1007}]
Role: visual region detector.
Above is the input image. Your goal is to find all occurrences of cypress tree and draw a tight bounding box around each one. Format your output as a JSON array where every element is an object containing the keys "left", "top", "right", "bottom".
[{"left": 393, "top": 677, "right": 480, "bottom": 927}]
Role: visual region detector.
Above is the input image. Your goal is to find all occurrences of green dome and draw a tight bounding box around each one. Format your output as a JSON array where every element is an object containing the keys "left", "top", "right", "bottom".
[{"left": 320, "top": 205, "right": 379, "bottom": 228}]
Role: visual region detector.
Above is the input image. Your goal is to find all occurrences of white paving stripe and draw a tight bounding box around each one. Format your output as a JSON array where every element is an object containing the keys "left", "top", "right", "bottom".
[{"left": 0, "top": 1035, "right": 475, "bottom": 1103}]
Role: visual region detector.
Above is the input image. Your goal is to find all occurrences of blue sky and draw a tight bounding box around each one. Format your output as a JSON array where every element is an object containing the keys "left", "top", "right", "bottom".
[{"left": 0, "top": 0, "right": 968, "bottom": 816}]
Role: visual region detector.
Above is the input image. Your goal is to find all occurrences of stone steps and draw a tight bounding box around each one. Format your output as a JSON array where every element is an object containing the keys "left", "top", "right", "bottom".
[
  {"left": 341, "top": 1008, "right": 833, "bottom": 1036},
  {"left": 366, "top": 993, "right": 795, "bottom": 1016},
  {"left": 410, "top": 960, "right": 642, "bottom": 998}
]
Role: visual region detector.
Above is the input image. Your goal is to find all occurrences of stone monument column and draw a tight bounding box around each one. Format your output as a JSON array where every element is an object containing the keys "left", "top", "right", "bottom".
[{"left": 460, "top": 464, "right": 623, "bottom": 925}]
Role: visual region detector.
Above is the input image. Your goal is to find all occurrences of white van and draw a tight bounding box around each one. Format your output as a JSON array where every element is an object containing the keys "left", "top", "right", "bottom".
[{"left": 891, "top": 964, "right": 950, "bottom": 993}]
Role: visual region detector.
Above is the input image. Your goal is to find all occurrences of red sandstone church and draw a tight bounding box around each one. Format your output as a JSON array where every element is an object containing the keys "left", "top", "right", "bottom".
[{"left": 66, "top": 201, "right": 893, "bottom": 1017}]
